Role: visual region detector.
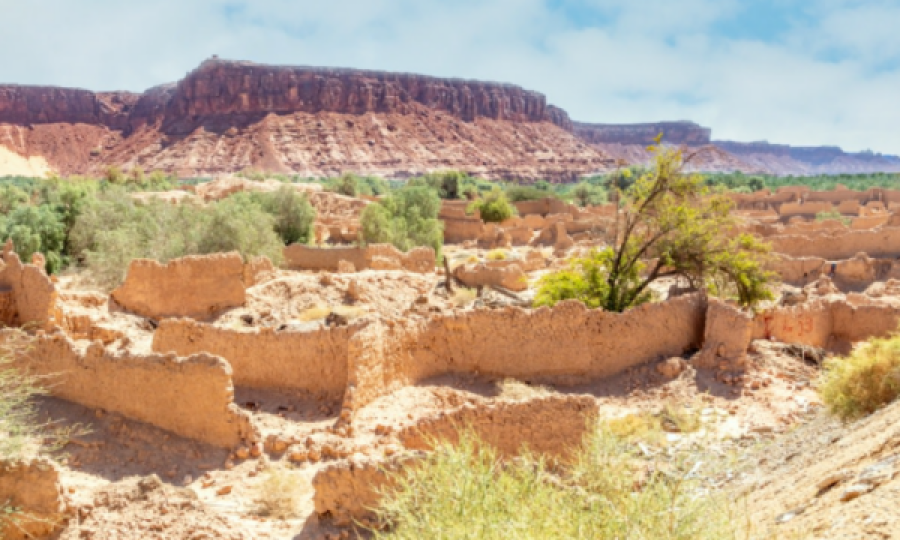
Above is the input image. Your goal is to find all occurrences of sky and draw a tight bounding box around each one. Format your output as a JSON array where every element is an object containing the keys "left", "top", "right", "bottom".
[{"left": 1, "top": 0, "right": 898, "bottom": 154}]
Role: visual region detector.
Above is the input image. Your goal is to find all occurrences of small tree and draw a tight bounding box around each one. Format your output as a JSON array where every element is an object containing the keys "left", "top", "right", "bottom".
[
  {"left": 331, "top": 173, "right": 359, "bottom": 197},
  {"left": 253, "top": 186, "right": 317, "bottom": 245},
  {"left": 536, "top": 144, "right": 774, "bottom": 312},
  {"left": 360, "top": 186, "right": 443, "bottom": 256},
  {"left": 468, "top": 188, "right": 515, "bottom": 223},
  {"left": 572, "top": 182, "right": 607, "bottom": 207}
]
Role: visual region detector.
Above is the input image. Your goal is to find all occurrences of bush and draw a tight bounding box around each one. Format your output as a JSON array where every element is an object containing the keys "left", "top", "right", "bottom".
[
  {"left": 330, "top": 173, "right": 359, "bottom": 197},
  {"left": 534, "top": 248, "right": 649, "bottom": 310},
  {"left": 505, "top": 186, "right": 553, "bottom": 203},
  {"left": 571, "top": 182, "right": 607, "bottom": 207},
  {"left": 250, "top": 186, "right": 317, "bottom": 245},
  {"left": 71, "top": 189, "right": 284, "bottom": 290},
  {"left": 0, "top": 204, "right": 67, "bottom": 273},
  {"left": 373, "top": 429, "right": 737, "bottom": 540},
  {"left": 360, "top": 186, "right": 443, "bottom": 257},
  {"left": 468, "top": 188, "right": 515, "bottom": 223},
  {"left": 819, "top": 335, "right": 900, "bottom": 419}
]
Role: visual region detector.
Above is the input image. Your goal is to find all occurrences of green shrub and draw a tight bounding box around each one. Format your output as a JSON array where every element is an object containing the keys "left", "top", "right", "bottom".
[
  {"left": 360, "top": 186, "right": 443, "bottom": 256},
  {"left": 534, "top": 248, "right": 649, "bottom": 310},
  {"left": 250, "top": 186, "right": 317, "bottom": 245},
  {"left": 815, "top": 210, "right": 851, "bottom": 226},
  {"left": 571, "top": 182, "right": 607, "bottom": 207},
  {"left": 505, "top": 185, "right": 554, "bottom": 202},
  {"left": 468, "top": 188, "right": 515, "bottom": 223},
  {"left": 71, "top": 189, "right": 284, "bottom": 290},
  {"left": 819, "top": 335, "right": 900, "bottom": 419},
  {"left": 0, "top": 204, "right": 67, "bottom": 273},
  {"left": 331, "top": 173, "right": 359, "bottom": 197},
  {"left": 373, "top": 429, "right": 738, "bottom": 540}
]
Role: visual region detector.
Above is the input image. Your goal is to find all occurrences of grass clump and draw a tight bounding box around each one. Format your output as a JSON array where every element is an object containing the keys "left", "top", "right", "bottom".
[
  {"left": 819, "top": 335, "right": 900, "bottom": 420},
  {"left": 485, "top": 249, "right": 508, "bottom": 261},
  {"left": 496, "top": 379, "right": 552, "bottom": 400},
  {"left": 372, "top": 429, "right": 740, "bottom": 540},
  {"left": 253, "top": 466, "right": 308, "bottom": 519},
  {"left": 450, "top": 288, "right": 477, "bottom": 308}
]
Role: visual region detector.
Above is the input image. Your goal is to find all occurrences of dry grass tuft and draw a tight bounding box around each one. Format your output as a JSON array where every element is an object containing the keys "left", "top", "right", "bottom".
[
  {"left": 485, "top": 249, "right": 508, "bottom": 261},
  {"left": 253, "top": 466, "right": 309, "bottom": 519},
  {"left": 819, "top": 335, "right": 900, "bottom": 419},
  {"left": 450, "top": 288, "right": 477, "bottom": 308},
  {"left": 496, "top": 378, "right": 552, "bottom": 400}
]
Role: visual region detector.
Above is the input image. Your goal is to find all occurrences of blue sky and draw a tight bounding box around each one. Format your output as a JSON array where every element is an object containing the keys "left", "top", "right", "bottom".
[{"left": 1, "top": 0, "right": 899, "bottom": 153}]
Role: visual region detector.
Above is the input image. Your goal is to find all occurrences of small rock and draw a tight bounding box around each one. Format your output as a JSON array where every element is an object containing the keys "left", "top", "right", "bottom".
[
  {"left": 216, "top": 485, "right": 233, "bottom": 496},
  {"left": 840, "top": 483, "right": 874, "bottom": 502},
  {"left": 657, "top": 357, "right": 686, "bottom": 379},
  {"left": 234, "top": 446, "right": 250, "bottom": 460},
  {"left": 816, "top": 471, "right": 852, "bottom": 493}
]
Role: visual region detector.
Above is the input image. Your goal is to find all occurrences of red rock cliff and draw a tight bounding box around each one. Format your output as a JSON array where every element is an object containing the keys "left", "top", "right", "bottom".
[
  {"left": 0, "top": 59, "right": 572, "bottom": 132},
  {"left": 573, "top": 121, "right": 712, "bottom": 146},
  {"left": 0, "top": 86, "right": 139, "bottom": 130}
]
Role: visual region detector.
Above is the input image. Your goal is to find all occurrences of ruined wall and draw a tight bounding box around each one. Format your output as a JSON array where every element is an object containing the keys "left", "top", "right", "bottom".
[
  {"left": 0, "top": 248, "right": 59, "bottom": 328},
  {"left": 453, "top": 261, "right": 528, "bottom": 291},
  {"left": 347, "top": 295, "right": 706, "bottom": 410},
  {"left": 15, "top": 332, "right": 257, "bottom": 448},
  {"left": 152, "top": 319, "right": 353, "bottom": 399},
  {"left": 283, "top": 244, "right": 435, "bottom": 273},
  {"left": 398, "top": 395, "right": 597, "bottom": 461},
  {"left": 769, "top": 228, "right": 900, "bottom": 259},
  {"left": 111, "top": 252, "right": 249, "bottom": 321},
  {"left": 753, "top": 300, "right": 900, "bottom": 352},
  {"left": 315, "top": 395, "right": 598, "bottom": 527},
  {"left": 770, "top": 255, "right": 827, "bottom": 285},
  {"left": 0, "top": 458, "right": 68, "bottom": 540},
  {"left": 442, "top": 217, "right": 486, "bottom": 244},
  {"left": 312, "top": 454, "right": 414, "bottom": 527},
  {"left": 695, "top": 299, "right": 754, "bottom": 369}
]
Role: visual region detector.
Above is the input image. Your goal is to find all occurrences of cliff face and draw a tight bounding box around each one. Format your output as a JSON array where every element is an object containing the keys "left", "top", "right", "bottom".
[
  {"left": 0, "top": 59, "right": 604, "bottom": 180},
  {"left": 715, "top": 141, "right": 900, "bottom": 175},
  {"left": 0, "top": 86, "right": 139, "bottom": 130},
  {"left": 163, "top": 59, "right": 573, "bottom": 130},
  {"left": 573, "top": 121, "right": 711, "bottom": 146}
]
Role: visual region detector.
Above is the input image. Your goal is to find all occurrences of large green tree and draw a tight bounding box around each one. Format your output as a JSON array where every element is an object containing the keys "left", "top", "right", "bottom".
[{"left": 536, "top": 145, "right": 774, "bottom": 312}]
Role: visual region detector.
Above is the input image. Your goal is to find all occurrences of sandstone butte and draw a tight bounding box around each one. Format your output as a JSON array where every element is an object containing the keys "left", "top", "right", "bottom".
[{"left": 2, "top": 57, "right": 899, "bottom": 180}]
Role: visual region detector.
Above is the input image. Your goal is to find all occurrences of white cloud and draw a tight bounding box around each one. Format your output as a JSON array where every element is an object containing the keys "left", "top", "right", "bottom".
[{"left": 0, "top": 0, "right": 898, "bottom": 153}]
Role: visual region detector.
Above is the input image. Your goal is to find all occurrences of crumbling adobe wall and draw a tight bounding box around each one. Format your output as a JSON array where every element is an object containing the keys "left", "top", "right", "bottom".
[
  {"left": 314, "top": 395, "right": 598, "bottom": 527},
  {"left": 152, "top": 319, "right": 353, "bottom": 400},
  {"left": 0, "top": 247, "right": 59, "bottom": 329},
  {"left": 15, "top": 331, "right": 257, "bottom": 448},
  {"left": 283, "top": 244, "right": 435, "bottom": 273},
  {"left": 453, "top": 261, "right": 528, "bottom": 292},
  {"left": 778, "top": 201, "right": 836, "bottom": 219},
  {"left": 312, "top": 454, "right": 415, "bottom": 528},
  {"left": 111, "top": 252, "right": 256, "bottom": 321},
  {"left": 0, "top": 458, "right": 69, "bottom": 540},
  {"left": 770, "top": 255, "right": 826, "bottom": 285},
  {"left": 694, "top": 298, "right": 754, "bottom": 369},
  {"left": 442, "top": 217, "right": 486, "bottom": 243},
  {"left": 398, "top": 395, "right": 597, "bottom": 461},
  {"left": 769, "top": 228, "right": 900, "bottom": 259},
  {"left": 753, "top": 300, "right": 900, "bottom": 353},
  {"left": 346, "top": 295, "right": 705, "bottom": 410}
]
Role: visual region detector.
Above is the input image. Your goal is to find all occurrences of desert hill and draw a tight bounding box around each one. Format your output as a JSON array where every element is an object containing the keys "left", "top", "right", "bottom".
[
  {"left": 1, "top": 58, "right": 898, "bottom": 179},
  {"left": 0, "top": 58, "right": 614, "bottom": 181}
]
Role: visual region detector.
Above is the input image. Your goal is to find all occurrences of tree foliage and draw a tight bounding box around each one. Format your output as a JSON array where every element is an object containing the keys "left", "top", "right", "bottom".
[
  {"left": 571, "top": 182, "right": 607, "bottom": 207},
  {"left": 536, "top": 145, "right": 774, "bottom": 312},
  {"left": 360, "top": 186, "right": 443, "bottom": 256},
  {"left": 250, "top": 186, "right": 317, "bottom": 245},
  {"left": 468, "top": 187, "right": 516, "bottom": 223}
]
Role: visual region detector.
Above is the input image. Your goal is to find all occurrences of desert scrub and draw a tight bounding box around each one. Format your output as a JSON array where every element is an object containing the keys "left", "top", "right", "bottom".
[
  {"left": 819, "top": 335, "right": 900, "bottom": 419},
  {"left": 372, "top": 429, "right": 740, "bottom": 540},
  {"left": 253, "top": 466, "right": 309, "bottom": 519},
  {"left": 485, "top": 249, "right": 508, "bottom": 261},
  {"left": 467, "top": 187, "right": 515, "bottom": 223}
]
